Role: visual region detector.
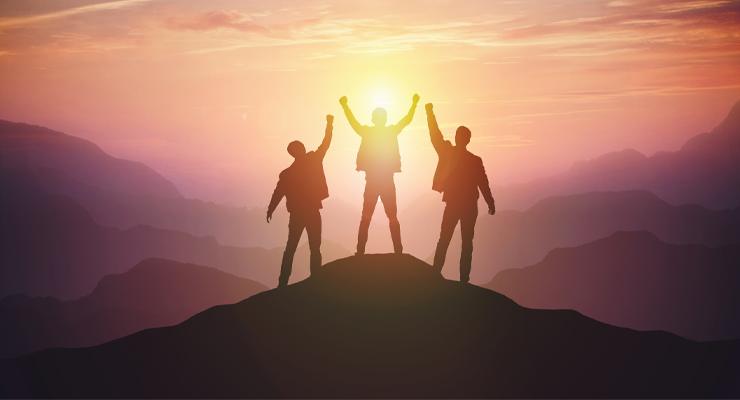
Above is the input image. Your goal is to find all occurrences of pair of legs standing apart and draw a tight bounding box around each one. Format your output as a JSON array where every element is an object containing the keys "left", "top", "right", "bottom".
[
  {"left": 433, "top": 202, "right": 478, "bottom": 283},
  {"left": 357, "top": 171, "right": 402, "bottom": 255},
  {"left": 279, "top": 208, "right": 322, "bottom": 287}
]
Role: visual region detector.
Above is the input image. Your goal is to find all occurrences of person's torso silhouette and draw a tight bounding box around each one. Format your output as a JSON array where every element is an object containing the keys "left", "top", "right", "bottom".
[
  {"left": 355, "top": 124, "right": 403, "bottom": 174},
  {"left": 432, "top": 144, "right": 490, "bottom": 205},
  {"left": 340, "top": 94, "right": 419, "bottom": 255},
  {"left": 267, "top": 115, "right": 333, "bottom": 287},
  {"left": 426, "top": 103, "right": 495, "bottom": 283},
  {"left": 275, "top": 151, "right": 329, "bottom": 214}
]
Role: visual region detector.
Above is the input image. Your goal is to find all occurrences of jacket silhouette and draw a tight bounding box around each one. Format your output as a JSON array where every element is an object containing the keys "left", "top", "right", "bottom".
[
  {"left": 340, "top": 94, "right": 419, "bottom": 255},
  {"left": 426, "top": 103, "right": 495, "bottom": 283},
  {"left": 267, "top": 115, "right": 333, "bottom": 287}
]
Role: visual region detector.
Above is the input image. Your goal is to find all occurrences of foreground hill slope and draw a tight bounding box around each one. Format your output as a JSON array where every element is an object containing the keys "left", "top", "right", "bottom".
[
  {"left": 2, "top": 254, "right": 738, "bottom": 398},
  {"left": 0, "top": 258, "right": 268, "bottom": 359},
  {"left": 485, "top": 231, "right": 740, "bottom": 341}
]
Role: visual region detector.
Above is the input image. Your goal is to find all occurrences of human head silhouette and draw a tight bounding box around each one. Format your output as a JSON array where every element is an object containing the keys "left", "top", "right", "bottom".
[
  {"left": 455, "top": 126, "right": 471, "bottom": 147},
  {"left": 287, "top": 141, "right": 306, "bottom": 158},
  {"left": 371, "top": 107, "right": 387, "bottom": 127}
]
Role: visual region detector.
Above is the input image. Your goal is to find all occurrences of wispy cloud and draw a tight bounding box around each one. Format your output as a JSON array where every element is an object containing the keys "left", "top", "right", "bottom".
[
  {"left": 0, "top": 0, "right": 153, "bottom": 29},
  {"left": 165, "top": 10, "right": 270, "bottom": 34},
  {"left": 472, "top": 135, "right": 537, "bottom": 147},
  {"left": 303, "top": 54, "right": 336, "bottom": 60}
]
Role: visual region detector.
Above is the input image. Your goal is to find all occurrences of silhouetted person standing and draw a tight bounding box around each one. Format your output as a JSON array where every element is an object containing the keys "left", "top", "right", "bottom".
[
  {"left": 426, "top": 103, "right": 495, "bottom": 283},
  {"left": 340, "top": 93, "right": 419, "bottom": 255},
  {"left": 267, "top": 115, "right": 333, "bottom": 287}
]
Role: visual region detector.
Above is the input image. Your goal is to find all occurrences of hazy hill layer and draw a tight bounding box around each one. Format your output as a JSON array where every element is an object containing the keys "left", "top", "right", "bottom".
[
  {"left": 0, "top": 168, "right": 349, "bottom": 299},
  {"left": 0, "top": 258, "right": 267, "bottom": 359},
  {"left": 5, "top": 99, "right": 738, "bottom": 255},
  {"left": 485, "top": 231, "right": 740, "bottom": 341},
  {"left": 1, "top": 254, "right": 737, "bottom": 398},
  {"left": 431, "top": 190, "right": 740, "bottom": 283},
  {"left": 26, "top": 166, "right": 364, "bottom": 249},
  {"left": 494, "top": 99, "right": 740, "bottom": 210},
  {"left": 0, "top": 120, "right": 182, "bottom": 199}
]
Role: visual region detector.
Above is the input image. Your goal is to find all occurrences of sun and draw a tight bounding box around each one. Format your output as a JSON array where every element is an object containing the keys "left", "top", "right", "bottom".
[{"left": 370, "top": 87, "right": 394, "bottom": 107}]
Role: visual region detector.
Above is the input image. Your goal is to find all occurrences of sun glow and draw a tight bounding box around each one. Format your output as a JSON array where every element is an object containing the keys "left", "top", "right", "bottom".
[{"left": 345, "top": 73, "right": 419, "bottom": 127}]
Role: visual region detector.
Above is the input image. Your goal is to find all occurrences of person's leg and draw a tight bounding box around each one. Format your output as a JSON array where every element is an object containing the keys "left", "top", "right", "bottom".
[
  {"left": 279, "top": 213, "right": 304, "bottom": 287},
  {"left": 459, "top": 204, "right": 479, "bottom": 283},
  {"left": 433, "top": 203, "right": 460, "bottom": 272},
  {"left": 379, "top": 174, "right": 402, "bottom": 254},
  {"left": 357, "top": 175, "right": 380, "bottom": 255},
  {"left": 305, "top": 208, "right": 322, "bottom": 274}
]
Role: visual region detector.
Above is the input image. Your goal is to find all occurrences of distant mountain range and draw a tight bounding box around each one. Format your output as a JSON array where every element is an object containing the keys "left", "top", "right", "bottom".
[
  {"left": 484, "top": 231, "right": 740, "bottom": 341},
  {"left": 2, "top": 254, "right": 738, "bottom": 398},
  {"left": 0, "top": 119, "right": 368, "bottom": 249},
  {"left": 494, "top": 99, "right": 740, "bottom": 210},
  {"left": 429, "top": 190, "right": 740, "bottom": 283},
  {"left": 0, "top": 258, "right": 267, "bottom": 359},
  {"left": 2, "top": 99, "right": 738, "bottom": 254},
  {"left": 0, "top": 120, "right": 182, "bottom": 199},
  {"left": 0, "top": 168, "right": 350, "bottom": 299},
  {"left": 23, "top": 165, "right": 365, "bottom": 249}
]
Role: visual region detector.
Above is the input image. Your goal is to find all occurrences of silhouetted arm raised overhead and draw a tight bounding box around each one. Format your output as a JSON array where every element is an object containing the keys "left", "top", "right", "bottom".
[
  {"left": 425, "top": 103, "right": 446, "bottom": 154},
  {"left": 339, "top": 96, "right": 368, "bottom": 136},
  {"left": 395, "top": 93, "right": 420, "bottom": 133},
  {"left": 266, "top": 178, "right": 286, "bottom": 223},
  {"left": 315, "top": 115, "right": 334, "bottom": 160},
  {"left": 477, "top": 160, "right": 496, "bottom": 215}
]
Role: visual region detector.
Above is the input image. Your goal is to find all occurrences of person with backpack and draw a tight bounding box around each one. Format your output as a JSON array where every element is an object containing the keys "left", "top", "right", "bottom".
[
  {"left": 267, "top": 115, "right": 334, "bottom": 287},
  {"left": 425, "top": 103, "right": 496, "bottom": 283}
]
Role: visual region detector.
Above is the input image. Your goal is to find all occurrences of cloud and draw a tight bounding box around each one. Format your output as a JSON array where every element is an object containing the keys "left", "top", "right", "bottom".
[
  {"left": 303, "top": 54, "right": 336, "bottom": 59},
  {"left": 164, "top": 9, "right": 326, "bottom": 42},
  {"left": 0, "top": 0, "right": 152, "bottom": 29},
  {"left": 502, "top": 0, "right": 740, "bottom": 41},
  {"left": 165, "top": 10, "right": 269, "bottom": 34},
  {"left": 472, "top": 135, "right": 537, "bottom": 147}
]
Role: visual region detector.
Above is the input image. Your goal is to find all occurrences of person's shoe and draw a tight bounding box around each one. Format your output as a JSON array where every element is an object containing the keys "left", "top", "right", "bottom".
[{"left": 460, "top": 276, "right": 470, "bottom": 284}]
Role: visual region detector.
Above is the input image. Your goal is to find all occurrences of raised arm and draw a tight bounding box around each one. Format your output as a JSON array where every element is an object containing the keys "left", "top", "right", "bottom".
[
  {"left": 477, "top": 162, "right": 496, "bottom": 215},
  {"left": 266, "top": 178, "right": 285, "bottom": 223},
  {"left": 339, "top": 96, "right": 367, "bottom": 136},
  {"left": 426, "top": 103, "right": 446, "bottom": 154},
  {"left": 315, "top": 114, "right": 333, "bottom": 159},
  {"left": 395, "top": 93, "right": 420, "bottom": 132}
]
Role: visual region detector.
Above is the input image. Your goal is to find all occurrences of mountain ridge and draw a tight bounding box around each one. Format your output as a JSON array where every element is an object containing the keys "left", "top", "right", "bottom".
[
  {"left": 494, "top": 99, "right": 740, "bottom": 210},
  {"left": 0, "top": 120, "right": 182, "bottom": 199},
  {"left": 0, "top": 258, "right": 268, "bottom": 359},
  {"left": 0, "top": 168, "right": 350, "bottom": 299},
  {"left": 484, "top": 230, "right": 740, "bottom": 341},
  {"left": 429, "top": 190, "right": 740, "bottom": 283}
]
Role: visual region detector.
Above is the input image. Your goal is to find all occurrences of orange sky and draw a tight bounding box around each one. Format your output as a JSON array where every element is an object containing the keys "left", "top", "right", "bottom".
[{"left": 1, "top": 0, "right": 739, "bottom": 208}]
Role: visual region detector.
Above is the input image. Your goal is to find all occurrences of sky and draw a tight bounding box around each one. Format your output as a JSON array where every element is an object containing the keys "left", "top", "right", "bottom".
[{"left": 1, "top": 0, "right": 739, "bottom": 208}]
